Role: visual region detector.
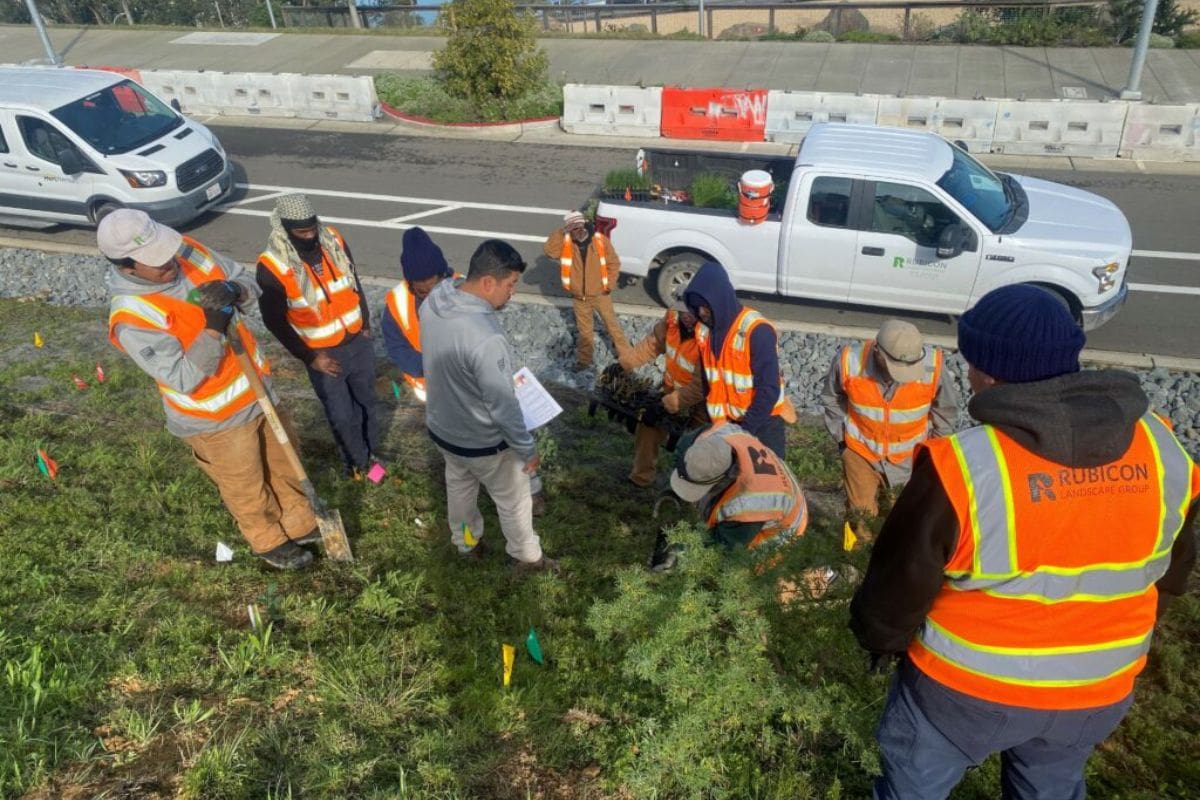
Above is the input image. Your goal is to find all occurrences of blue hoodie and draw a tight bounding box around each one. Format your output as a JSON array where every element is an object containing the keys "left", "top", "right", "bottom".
[{"left": 684, "top": 261, "right": 781, "bottom": 437}]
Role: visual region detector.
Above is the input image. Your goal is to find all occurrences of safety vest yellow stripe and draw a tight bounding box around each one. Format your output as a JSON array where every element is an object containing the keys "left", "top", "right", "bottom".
[
  {"left": 391, "top": 283, "right": 414, "bottom": 330},
  {"left": 160, "top": 374, "right": 252, "bottom": 413},
  {"left": 292, "top": 306, "right": 362, "bottom": 340},
  {"left": 110, "top": 296, "right": 170, "bottom": 330}
]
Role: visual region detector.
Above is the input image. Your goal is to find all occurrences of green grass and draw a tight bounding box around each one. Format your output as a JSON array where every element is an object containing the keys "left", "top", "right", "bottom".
[
  {"left": 0, "top": 299, "right": 1196, "bottom": 799},
  {"left": 374, "top": 74, "right": 562, "bottom": 124}
]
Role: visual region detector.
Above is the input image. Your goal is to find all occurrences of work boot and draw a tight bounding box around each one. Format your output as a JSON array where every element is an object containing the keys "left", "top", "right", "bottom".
[
  {"left": 513, "top": 555, "right": 561, "bottom": 576},
  {"left": 292, "top": 526, "right": 322, "bottom": 546},
  {"left": 530, "top": 491, "right": 547, "bottom": 517},
  {"left": 258, "top": 541, "right": 313, "bottom": 571}
]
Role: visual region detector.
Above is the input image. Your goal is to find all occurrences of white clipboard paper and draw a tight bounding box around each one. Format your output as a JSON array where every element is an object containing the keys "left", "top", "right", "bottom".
[{"left": 513, "top": 367, "right": 562, "bottom": 431}]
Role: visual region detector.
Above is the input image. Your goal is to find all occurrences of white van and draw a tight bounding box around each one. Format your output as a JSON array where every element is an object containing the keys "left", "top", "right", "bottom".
[{"left": 0, "top": 66, "right": 233, "bottom": 228}]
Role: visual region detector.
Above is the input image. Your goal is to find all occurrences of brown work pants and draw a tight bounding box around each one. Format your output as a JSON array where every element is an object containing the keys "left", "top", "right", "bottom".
[
  {"left": 573, "top": 294, "right": 630, "bottom": 369},
  {"left": 630, "top": 422, "right": 670, "bottom": 487},
  {"left": 185, "top": 413, "right": 317, "bottom": 555},
  {"left": 843, "top": 447, "right": 886, "bottom": 519}
]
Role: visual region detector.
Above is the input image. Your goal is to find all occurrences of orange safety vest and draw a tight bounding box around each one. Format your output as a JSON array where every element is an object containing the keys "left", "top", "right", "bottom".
[
  {"left": 911, "top": 413, "right": 1200, "bottom": 710},
  {"left": 841, "top": 340, "right": 943, "bottom": 466},
  {"left": 108, "top": 237, "right": 270, "bottom": 421},
  {"left": 696, "top": 308, "right": 793, "bottom": 425},
  {"left": 662, "top": 309, "right": 700, "bottom": 393},
  {"left": 258, "top": 225, "right": 362, "bottom": 349},
  {"left": 560, "top": 233, "right": 610, "bottom": 295},
  {"left": 701, "top": 425, "right": 808, "bottom": 552},
  {"left": 385, "top": 273, "right": 460, "bottom": 403}
]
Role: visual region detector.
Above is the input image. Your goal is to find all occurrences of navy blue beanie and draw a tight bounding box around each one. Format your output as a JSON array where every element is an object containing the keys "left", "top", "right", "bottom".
[
  {"left": 957, "top": 285, "right": 1085, "bottom": 383},
  {"left": 400, "top": 227, "right": 449, "bottom": 283}
]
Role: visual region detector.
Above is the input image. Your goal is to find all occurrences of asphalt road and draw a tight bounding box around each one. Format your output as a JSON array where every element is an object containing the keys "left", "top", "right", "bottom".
[{"left": 4, "top": 125, "right": 1200, "bottom": 360}]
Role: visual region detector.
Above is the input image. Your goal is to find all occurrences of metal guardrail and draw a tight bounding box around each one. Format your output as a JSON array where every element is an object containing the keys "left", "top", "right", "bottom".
[{"left": 282, "top": 0, "right": 1107, "bottom": 39}]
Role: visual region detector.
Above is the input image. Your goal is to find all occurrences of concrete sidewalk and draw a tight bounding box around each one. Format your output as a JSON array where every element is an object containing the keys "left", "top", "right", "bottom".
[{"left": 3, "top": 24, "right": 1200, "bottom": 102}]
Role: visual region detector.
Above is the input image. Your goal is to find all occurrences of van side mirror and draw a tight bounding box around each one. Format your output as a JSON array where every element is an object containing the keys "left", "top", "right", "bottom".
[
  {"left": 57, "top": 149, "right": 84, "bottom": 176},
  {"left": 170, "top": 98, "right": 182, "bottom": 112},
  {"left": 936, "top": 223, "right": 969, "bottom": 259}
]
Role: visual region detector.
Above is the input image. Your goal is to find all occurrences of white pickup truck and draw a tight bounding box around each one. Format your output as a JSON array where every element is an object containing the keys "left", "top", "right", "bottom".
[{"left": 595, "top": 123, "right": 1131, "bottom": 330}]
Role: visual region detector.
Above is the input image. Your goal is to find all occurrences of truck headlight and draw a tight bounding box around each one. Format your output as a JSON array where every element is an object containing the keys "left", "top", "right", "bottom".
[
  {"left": 1092, "top": 262, "right": 1119, "bottom": 293},
  {"left": 120, "top": 169, "right": 167, "bottom": 189}
]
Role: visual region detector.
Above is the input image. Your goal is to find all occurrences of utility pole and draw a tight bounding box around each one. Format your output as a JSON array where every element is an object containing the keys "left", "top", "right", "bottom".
[
  {"left": 348, "top": 0, "right": 363, "bottom": 28},
  {"left": 1120, "top": 0, "right": 1160, "bottom": 100},
  {"left": 265, "top": 0, "right": 278, "bottom": 29},
  {"left": 120, "top": 0, "right": 133, "bottom": 25},
  {"left": 698, "top": 0, "right": 705, "bottom": 38},
  {"left": 23, "top": 0, "right": 62, "bottom": 65}
]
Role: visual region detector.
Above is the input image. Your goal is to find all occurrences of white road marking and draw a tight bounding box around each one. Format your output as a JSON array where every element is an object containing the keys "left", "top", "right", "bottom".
[
  {"left": 220, "top": 207, "right": 547, "bottom": 243},
  {"left": 1132, "top": 249, "right": 1200, "bottom": 262},
  {"left": 383, "top": 205, "right": 462, "bottom": 224},
  {"left": 223, "top": 190, "right": 287, "bottom": 208},
  {"left": 1127, "top": 282, "right": 1200, "bottom": 296},
  {"left": 237, "top": 182, "right": 568, "bottom": 216}
]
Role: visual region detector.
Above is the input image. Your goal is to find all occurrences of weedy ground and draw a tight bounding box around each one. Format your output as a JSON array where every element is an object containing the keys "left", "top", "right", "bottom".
[{"left": 0, "top": 299, "right": 1196, "bottom": 799}]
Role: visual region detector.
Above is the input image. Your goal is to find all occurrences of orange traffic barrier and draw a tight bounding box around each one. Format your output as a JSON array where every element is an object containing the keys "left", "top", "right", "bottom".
[
  {"left": 661, "top": 87, "right": 769, "bottom": 142},
  {"left": 738, "top": 170, "right": 773, "bottom": 225},
  {"left": 75, "top": 65, "right": 144, "bottom": 84}
]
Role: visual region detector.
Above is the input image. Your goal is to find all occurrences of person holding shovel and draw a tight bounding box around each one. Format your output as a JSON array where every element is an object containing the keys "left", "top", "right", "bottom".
[{"left": 100, "top": 209, "right": 318, "bottom": 570}]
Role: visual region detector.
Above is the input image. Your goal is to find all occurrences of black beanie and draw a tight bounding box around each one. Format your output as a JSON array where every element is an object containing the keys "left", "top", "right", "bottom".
[
  {"left": 957, "top": 285, "right": 1086, "bottom": 383},
  {"left": 400, "top": 227, "right": 450, "bottom": 283}
]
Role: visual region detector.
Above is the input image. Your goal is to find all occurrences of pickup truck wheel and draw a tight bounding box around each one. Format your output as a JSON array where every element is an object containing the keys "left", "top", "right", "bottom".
[
  {"left": 654, "top": 254, "right": 705, "bottom": 307},
  {"left": 1030, "top": 283, "right": 1084, "bottom": 327}
]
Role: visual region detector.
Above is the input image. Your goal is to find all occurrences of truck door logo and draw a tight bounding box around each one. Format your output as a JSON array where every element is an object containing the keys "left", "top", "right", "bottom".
[{"left": 892, "top": 256, "right": 905, "bottom": 269}]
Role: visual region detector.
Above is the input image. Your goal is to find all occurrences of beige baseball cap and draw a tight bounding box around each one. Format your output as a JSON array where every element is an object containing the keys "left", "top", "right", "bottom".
[
  {"left": 670, "top": 431, "right": 735, "bottom": 503},
  {"left": 96, "top": 209, "right": 182, "bottom": 267},
  {"left": 875, "top": 320, "right": 927, "bottom": 383}
]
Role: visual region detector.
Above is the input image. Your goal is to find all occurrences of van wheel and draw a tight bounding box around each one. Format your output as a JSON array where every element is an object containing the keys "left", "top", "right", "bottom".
[
  {"left": 90, "top": 201, "right": 123, "bottom": 225},
  {"left": 654, "top": 253, "right": 706, "bottom": 307}
]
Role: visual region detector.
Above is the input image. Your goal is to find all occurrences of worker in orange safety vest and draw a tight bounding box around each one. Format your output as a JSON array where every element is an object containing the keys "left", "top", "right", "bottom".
[
  {"left": 543, "top": 210, "right": 630, "bottom": 371},
  {"left": 821, "top": 319, "right": 959, "bottom": 543},
  {"left": 850, "top": 285, "right": 1199, "bottom": 800},
  {"left": 101, "top": 209, "right": 318, "bottom": 571}
]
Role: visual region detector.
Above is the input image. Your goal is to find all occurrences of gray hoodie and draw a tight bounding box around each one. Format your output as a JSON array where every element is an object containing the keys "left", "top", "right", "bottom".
[
  {"left": 106, "top": 246, "right": 269, "bottom": 439},
  {"left": 420, "top": 279, "right": 535, "bottom": 461}
]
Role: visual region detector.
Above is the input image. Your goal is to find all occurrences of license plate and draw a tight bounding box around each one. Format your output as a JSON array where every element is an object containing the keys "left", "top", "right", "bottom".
[{"left": 205, "top": 183, "right": 221, "bottom": 201}]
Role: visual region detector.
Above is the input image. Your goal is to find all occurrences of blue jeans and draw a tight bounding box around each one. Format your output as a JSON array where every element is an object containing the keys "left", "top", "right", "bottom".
[
  {"left": 305, "top": 333, "right": 380, "bottom": 470},
  {"left": 874, "top": 660, "right": 1132, "bottom": 800}
]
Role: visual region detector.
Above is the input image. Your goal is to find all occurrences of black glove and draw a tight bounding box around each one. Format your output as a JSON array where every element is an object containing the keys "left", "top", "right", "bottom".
[
  {"left": 868, "top": 653, "right": 899, "bottom": 675},
  {"left": 193, "top": 280, "right": 242, "bottom": 310},
  {"left": 640, "top": 400, "right": 665, "bottom": 428},
  {"left": 203, "top": 305, "right": 234, "bottom": 333}
]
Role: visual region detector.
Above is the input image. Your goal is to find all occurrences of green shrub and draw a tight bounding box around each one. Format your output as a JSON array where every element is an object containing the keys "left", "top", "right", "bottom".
[
  {"left": 691, "top": 173, "right": 738, "bottom": 209},
  {"left": 432, "top": 0, "right": 549, "bottom": 106},
  {"left": 1108, "top": 0, "right": 1197, "bottom": 41},
  {"left": 837, "top": 29, "right": 901, "bottom": 42},
  {"left": 1149, "top": 31, "right": 1177, "bottom": 47},
  {"left": 1178, "top": 31, "right": 1200, "bottom": 47},
  {"left": 758, "top": 26, "right": 808, "bottom": 41},
  {"left": 802, "top": 29, "right": 836, "bottom": 42},
  {"left": 373, "top": 74, "right": 561, "bottom": 123}
]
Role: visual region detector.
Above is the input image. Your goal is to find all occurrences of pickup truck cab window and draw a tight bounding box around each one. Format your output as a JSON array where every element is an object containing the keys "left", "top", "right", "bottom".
[
  {"left": 870, "top": 181, "right": 961, "bottom": 248},
  {"left": 807, "top": 176, "right": 852, "bottom": 228}
]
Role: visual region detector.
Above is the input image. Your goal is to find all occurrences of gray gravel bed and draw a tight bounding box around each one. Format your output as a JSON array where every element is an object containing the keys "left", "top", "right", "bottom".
[{"left": 3, "top": 245, "right": 1197, "bottom": 455}]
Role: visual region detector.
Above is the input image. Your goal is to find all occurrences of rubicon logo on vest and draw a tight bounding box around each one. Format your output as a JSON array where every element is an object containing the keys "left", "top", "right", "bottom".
[{"left": 1027, "top": 464, "right": 1152, "bottom": 502}]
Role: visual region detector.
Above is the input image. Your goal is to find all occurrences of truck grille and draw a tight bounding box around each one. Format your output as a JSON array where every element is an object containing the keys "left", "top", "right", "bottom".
[{"left": 176, "top": 149, "right": 223, "bottom": 193}]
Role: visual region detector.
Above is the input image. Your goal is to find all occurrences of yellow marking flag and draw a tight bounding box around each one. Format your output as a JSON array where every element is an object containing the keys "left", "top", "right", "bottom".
[
  {"left": 502, "top": 643, "right": 515, "bottom": 687},
  {"left": 462, "top": 523, "right": 478, "bottom": 548},
  {"left": 34, "top": 332, "right": 44, "bottom": 348},
  {"left": 843, "top": 522, "right": 858, "bottom": 552}
]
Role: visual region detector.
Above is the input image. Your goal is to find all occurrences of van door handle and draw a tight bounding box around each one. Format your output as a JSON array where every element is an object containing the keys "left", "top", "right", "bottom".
[
  {"left": 3, "top": 162, "right": 16, "bottom": 168},
  {"left": 25, "top": 166, "right": 40, "bottom": 172},
  {"left": 861, "top": 246, "right": 885, "bottom": 256}
]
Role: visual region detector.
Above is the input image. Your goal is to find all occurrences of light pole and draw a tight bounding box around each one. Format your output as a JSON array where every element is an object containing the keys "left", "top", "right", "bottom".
[
  {"left": 698, "top": 0, "right": 706, "bottom": 38},
  {"left": 265, "top": 0, "right": 278, "bottom": 29},
  {"left": 23, "top": 0, "right": 62, "bottom": 65},
  {"left": 1121, "top": 0, "right": 1161, "bottom": 100}
]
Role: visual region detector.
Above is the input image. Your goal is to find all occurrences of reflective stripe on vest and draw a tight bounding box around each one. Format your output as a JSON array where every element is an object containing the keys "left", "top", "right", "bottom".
[
  {"left": 387, "top": 280, "right": 421, "bottom": 353},
  {"left": 911, "top": 413, "right": 1198, "bottom": 708},
  {"left": 697, "top": 309, "right": 788, "bottom": 423},
  {"left": 702, "top": 425, "right": 808, "bottom": 552},
  {"left": 560, "top": 233, "right": 609, "bottom": 294},
  {"left": 662, "top": 309, "right": 699, "bottom": 392},
  {"left": 841, "top": 341, "right": 941, "bottom": 465},
  {"left": 258, "top": 226, "right": 362, "bottom": 348},
  {"left": 108, "top": 238, "right": 269, "bottom": 422}
]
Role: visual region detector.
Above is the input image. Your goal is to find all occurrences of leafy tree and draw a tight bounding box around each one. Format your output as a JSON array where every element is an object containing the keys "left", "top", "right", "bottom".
[
  {"left": 432, "top": 0, "right": 549, "bottom": 107},
  {"left": 1107, "top": 0, "right": 1199, "bottom": 42}
]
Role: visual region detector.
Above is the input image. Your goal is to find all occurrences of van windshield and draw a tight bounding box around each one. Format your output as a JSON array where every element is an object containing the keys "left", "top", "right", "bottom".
[
  {"left": 51, "top": 80, "right": 182, "bottom": 155},
  {"left": 935, "top": 146, "right": 1012, "bottom": 232}
]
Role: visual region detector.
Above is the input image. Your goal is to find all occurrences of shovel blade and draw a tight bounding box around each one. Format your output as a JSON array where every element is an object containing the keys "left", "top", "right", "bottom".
[{"left": 318, "top": 508, "right": 353, "bottom": 562}]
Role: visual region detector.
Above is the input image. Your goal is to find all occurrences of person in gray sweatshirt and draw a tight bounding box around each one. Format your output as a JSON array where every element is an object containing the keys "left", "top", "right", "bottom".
[{"left": 421, "top": 239, "right": 558, "bottom": 573}]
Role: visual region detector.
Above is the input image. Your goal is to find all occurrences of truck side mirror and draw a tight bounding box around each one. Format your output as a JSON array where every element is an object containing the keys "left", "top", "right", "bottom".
[
  {"left": 953, "top": 139, "right": 969, "bottom": 152},
  {"left": 170, "top": 98, "right": 182, "bottom": 113},
  {"left": 936, "top": 223, "right": 968, "bottom": 259},
  {"left": 57, "top": 149, "right": 84, "bottom": 176}
]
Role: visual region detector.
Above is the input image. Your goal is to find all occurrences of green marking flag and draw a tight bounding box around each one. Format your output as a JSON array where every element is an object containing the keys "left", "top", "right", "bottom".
[
  {"left": 392, "top": 380, "right": 402, "bottom": 399},
  {"left": 526, "top": 627, "right": 544, "bottom": 665}
]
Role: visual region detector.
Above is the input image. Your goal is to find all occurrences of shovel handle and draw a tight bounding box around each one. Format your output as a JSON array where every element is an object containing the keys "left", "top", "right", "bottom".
[{"left": 226, "top": 316, "right": 311, "bottom": 487}]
